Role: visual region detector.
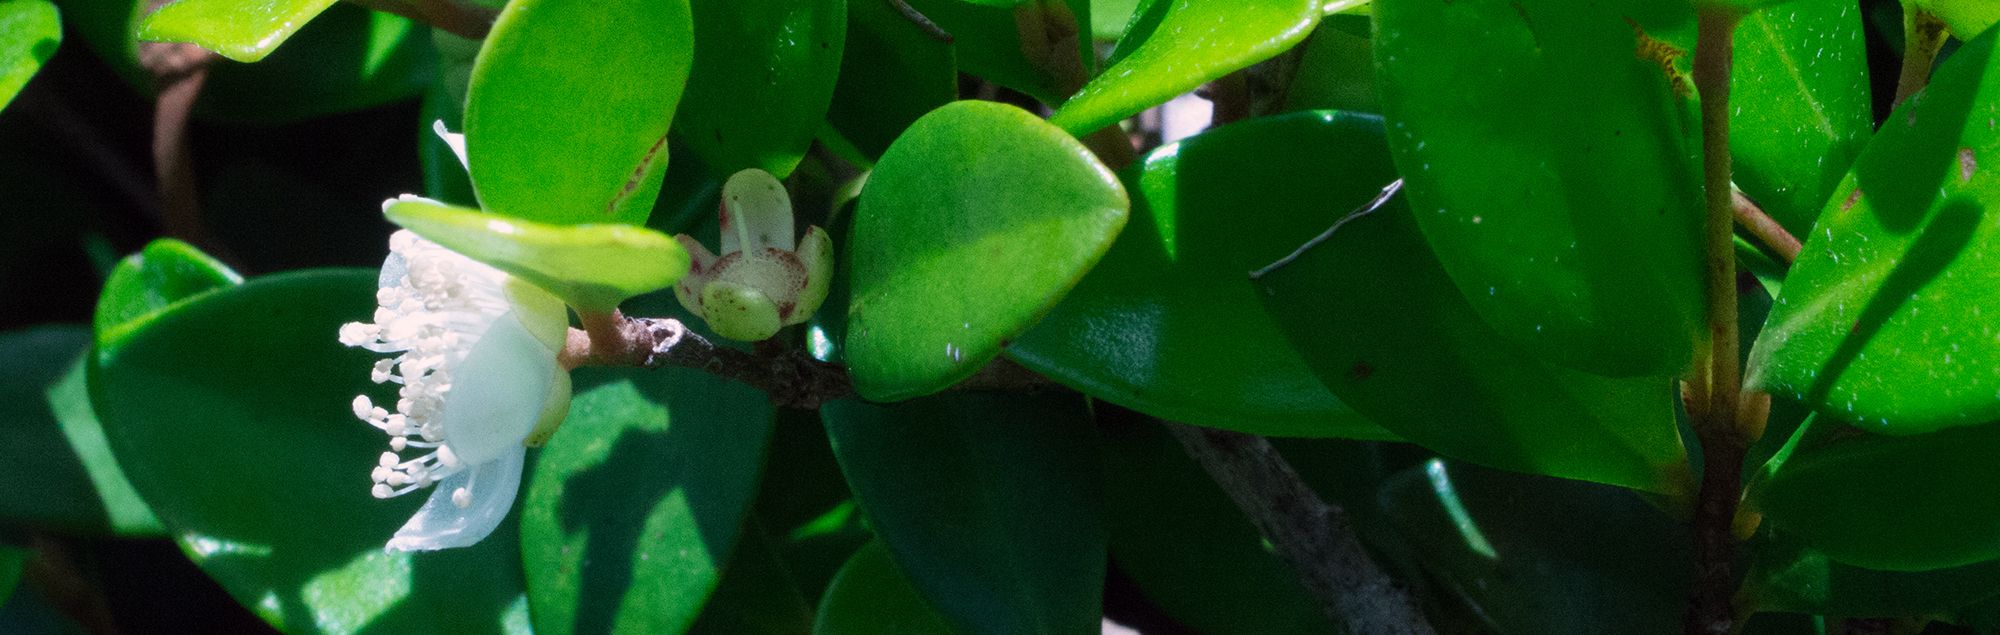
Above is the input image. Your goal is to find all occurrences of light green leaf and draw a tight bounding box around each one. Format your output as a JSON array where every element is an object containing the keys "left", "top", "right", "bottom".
[
  {"left": 846, "top": 101, "right": 1127, "bottom": 401},
  {"left": 520, "top": 366, "right": 774, "bottom": 635},
  {"left": 137, "top": 0, "right": 331, "bottom": 63},
  {"left": 676, "top": 0, "right": 845, "bottom": 178},
  {"left": 823, "top": 394, "right": 1104, "bottom": 634},
  {"left": 91, "top": 270, "right": 530, "bottom": 633},
  {"left": 465, "top": 0, "right": 693, "bottom": 226},
  {"left": 1010, "top": 111, "right": 1393, "bottom": 438},
  {"left": 1050, "top": 0, "right": 1320, "bottom": 135},
  {"left": 1748, "top": 26, "right": 2000, "bottom": 435},
  {"left": 1374, "top": 0, "right": 1705, "bottom": 377},
  {"left": 93, "top": 238, "right": 240, "bottom": 352},
  {"left": 1912, "top": 0, "right": 2000, "bottom": 39},
  {"left": 0, "top": 0, "right": 58, "bottom": 110},
  {"left": 385, "top": 197, "right": 690, "bottom": 313},
  {"left": 1731, "top": 0, "right": 1873, "bottom": 235}
]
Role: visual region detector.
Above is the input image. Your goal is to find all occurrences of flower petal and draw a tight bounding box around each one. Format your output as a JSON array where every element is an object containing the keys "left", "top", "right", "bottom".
[
  {"left": 439, "top": 309, "right": 560, "bottom": 466},
  {"left": 719, "top": 168, "right": 794, "bottom": 256},
  {"left": 432, "top": 120, "right": 470, "bottom": 171},
  {"left": 385, "top": 445, "right": 524, "bottom": 552}
]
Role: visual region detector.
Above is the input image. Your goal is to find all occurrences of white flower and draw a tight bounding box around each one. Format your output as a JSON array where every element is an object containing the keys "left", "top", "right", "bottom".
[
  {"left": 336, "top": 123, "right": 572, "bottom": 551},
  {"left": 675, "top": 168, "right": 833, "bottom": 341}
]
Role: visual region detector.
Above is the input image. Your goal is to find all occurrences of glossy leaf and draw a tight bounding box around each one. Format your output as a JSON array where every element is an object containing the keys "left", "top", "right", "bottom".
[
  {"left": 520, "top": 366, "right": 774, "bottom": 635},
  {"left": 93, "top": 238, "right": 241, "bottom": 349},
  {"left": 1731, "top": 0, "right": 1873, "bottom": 235},
  {"left": 1088, "top": 0, "right": 1140, "bottom": 40},
  {"left": 1748, "top": 27, "right": 2000, "bottom": 435},
  {"left": 1010, "top": 111, "right": 1392, "bottom": 438},
  {"left": 813, "top": 540, "right": 954, "bottom": 635},
  {"left": 900, "top": 0, "right": 1089, "bottom": 104},
  {"left": 192, "top": 5, "right": 434, "bottom": 124},
  {"left": 1374, "top": 0, "right": 1705, "bottom": 377},
  {"left": 1279, "top": 14, "right": 1377, "bottom": 114},
  {"left": 677, "top": 0, "right": 845, "bottom": 177},
  {"left": 90, "top": 271, "right": 531, "bottom": 633},
  {"left": 0, "top": 0, "right": 58, "bottom": 110},
  {"left": 846, "top": 101, "right": 1127, "bottom": 401},
  {"left": 0, "top": 326, "right": 159, "bottom": 535},
  {"left": 1049, "top": 0, "right": 1320, "bottom": 135},
  {"left": 137, "top": 0, "right": 334, "bottom": 62},
  {"left": 1382, "top": 459, "right": 1693, "bottom": 634},
  {"left": 1255, "top": 201, "right": 1690, "bottom": 495},
  {"left": 465, "top": 0, "right": 693, "bottom": 226},
  {"left": 824, "top": 0, "right": 956, "bottom": 160},
  {"left": 1100, "top": 420, "right": 1332, "bottom": 634},
  {"left": 1756, "top": 418, "right": 2000, "bottom": 571},
  {"left": 1745, "top": 530, "right": 2000, "bottom": 616},
  {"left": 822, "top": 394, "right": 1104, "bottom": 635},
  {"left": 384, "top": 198, "right": 690, "bottom": 313}
]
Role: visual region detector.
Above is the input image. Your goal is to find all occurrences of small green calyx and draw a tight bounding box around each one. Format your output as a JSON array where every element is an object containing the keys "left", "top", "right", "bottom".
[{"left": 674, "top": 168, "right": 835, "bottom": 341}]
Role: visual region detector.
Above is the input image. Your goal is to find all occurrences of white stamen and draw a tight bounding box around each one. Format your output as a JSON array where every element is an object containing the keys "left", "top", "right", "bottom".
[{"left": 451, "top": 487, "right": 472, "bottom": 508}]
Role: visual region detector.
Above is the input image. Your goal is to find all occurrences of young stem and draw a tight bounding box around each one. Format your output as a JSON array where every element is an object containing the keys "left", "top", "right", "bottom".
[
  {"left": 1892, "top": 8, "right": 1949, "bottom": 108},
  {"left": 1687, "top": 8, "right": 1751, "bottom": 635},
  {"left": 1731, "top": 189, "right": 1800, "bottom": 265}
]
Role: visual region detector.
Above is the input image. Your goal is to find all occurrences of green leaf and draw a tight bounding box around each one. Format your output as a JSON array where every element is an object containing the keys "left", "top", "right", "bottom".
[
  {"left": 0, "top": 326, "right": 160, "bottom": 535},
  {"left": 1745, "top": 530, "right": 2000, "bottom": 616},
  {"left": 465, "top": 0, "right": 693, "bottom": 226},
  {"left": 0, "top": 544, "right": 21, "bottom": 607},
  {"left": 1374, "top": 0, "right": 1705, "bottom": 377},
  {"left": 687, "top": 521, "right": 815, "bottom": 635},
  {"left": 1100, "top": 420, "right": 1333, "bottom": 634},
  {"left": 1088, "top": 0, "right": 1141, "bottom": 40},
  {"left": 813, "top": 540, "right": 954, "bottom": 635},
  {"left": 0, "top": 0, "right": 58, "bottom": 111},
  {"left": 93, "top": 238, "right": 240, "bottom": 351},
  {"left": 1255, "top": 199, "right": 1691, "bottom": 495},
  {"left": 846, "top": 101, "right": 1127, "bottom": 401},
  {"left": 1279, "top": 15, "right": 1377, "bottom": 114},
  {"left": 383, "top": 198, "right": 690, "bottom": 313},
  {"left": 1748, "top": 26, "right": 2000, "bottom": 435},
  {"left": 1049, "top": 0, "right": 1320, "bottom": 135},
  {"left": 676, "top": 0, "right": 845, "bottom": 178},
  {"left": 1912, "top": 0, "right": 2000, "bottom": 39},
  {"left": 1009, "top": 111, "right": 1392, "bottom": 439},
  {"left": 1755, "top": 417, "right": 2000, "bottom": 571},
  {"left": 192, "top": 5, "right": 434, "bottom": 124},
  {"left": 1383, "top": 459, "right": 1693, "bottom": 634},
  {"left": 822, "top": 394, "right": 1104, "bottom": 635},
  {"left": 90, "top": 270, "right": 531, "bottom": 633},
  {"left": 137, "top": 0, "right": 334, "bottom": 62},
  {"left": 520, "top": 367, "right": 774, "bottom": 635},
  {"left": 825, "top": 0, "right": 957, "bottom": 161},
  {"left": 1731, "top": 0, "right": 1873, "bottom": 235},
  {"left": 900, "top": 0, "right": 1089, "bottom": 104}
]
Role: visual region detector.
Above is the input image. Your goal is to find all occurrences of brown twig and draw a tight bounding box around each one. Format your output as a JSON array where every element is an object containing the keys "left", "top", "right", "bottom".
[
  {"left": 343, "top": 0, "right": 496, "bottom": 40},
  {"left": 1892, "top": 9, "right": 1948, "bottom": 108},
  {"left": 1731, "top": 189, "right": 1800, "bottom": 265},
  {"left": 138, "top": 40, "right": 236, "bottom": 263},
  {"left": 1163, "top": 423, "right": 1436, "bottom": 634},
  {"left": 1687, "top": 8, "right": 1754, "bottom": 635}
]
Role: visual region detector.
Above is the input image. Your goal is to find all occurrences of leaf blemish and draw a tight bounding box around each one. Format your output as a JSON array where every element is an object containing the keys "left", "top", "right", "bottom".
[
  {"left": 611, "top": 133, "right": 670, "bottom": 216},
  {"left": 1626, "top": 18, "right": 1692, "bottom": 98},
  {"left": 1350, "top": 361, "right": 1373, "bottom": 381},
  {"left": 1959, "top": 148, "right": 1976, "bottom": 183},
  {"left": 1841, "top": 188, "right": 1863, "bottom": 212}
]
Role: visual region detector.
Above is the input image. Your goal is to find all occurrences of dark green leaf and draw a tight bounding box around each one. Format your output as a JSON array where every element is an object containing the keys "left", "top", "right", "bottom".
[
  {"left": 0, "top": 0, "right": 59, "bottom": 110},
  {"left": 688, "top": 521, "right": 815, "bottom": 635},
  {"left": 1731, "top": 0, "right": 1873, "bottom": 235},
  {"left": 91, "top": 271, "right": 530, "bottom": 633},
  {"left": 813, "top": 540, "right": 954, "bottom": 635},
  {"left": 0, "top": 544, "right": 21, "bottom": 607},
  {"left": 676, "top": 0, "right": 845, "bottom": 178},
  {"left": 93, "top": 238, "right": 240, "bottom": 351},
  {"left": 465, "top": 0, "right": 692, "bottom": 225},
  {"left": 1010, "top": 111, "right": 1392, "bottom": 439},
  {"left": 823, "top": 394, "right": 1104, "bottom": 635},
  {"left": 1049, "top": 0, "right": 1319, "bottom": 135},
  {"left": 1374, "top": 0, "right": 1705, "bottom": 377},
  {"left": 1382, "top": 459, "right": 1692, "bottom": 634},
  {"left": 825, "top": 0, "right": 956, "bottom": 161},
  {"left": 137, "top": 0, "right": 335, "bottom": 62},
  {"left": 1255, "top": 198, "right": 1690, "bottom": 495},
  {"left": 1745, "top": 530, "right": 2000, "bottom": 616},
  {"left": 192, "top": 5, "right": 434, "bottom": 124},
  {"left": 900, "top": 0, "right": 1089, "bottom": 104},
  {"left": 521, "top": 365, "right": 774, "bottom": 635},
  {"left": 1279, "top": 15, "right": 1377, "bottom": 115},
  {"left": 846, "top": 101, "right": 1127, "bottom": 401},
  {"left": 1748, "top": 26, "right": 2000, "bottom": 435},
  {"left": 0, "top": 326, "right": 160, "bottom": 535}
]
